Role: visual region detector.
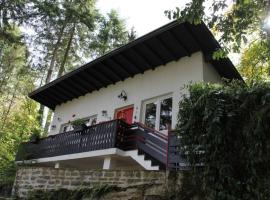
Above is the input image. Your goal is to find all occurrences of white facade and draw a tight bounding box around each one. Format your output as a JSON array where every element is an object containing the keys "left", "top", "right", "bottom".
[{"left": 49, "top": 52, "right": 220, "bottom": 135}]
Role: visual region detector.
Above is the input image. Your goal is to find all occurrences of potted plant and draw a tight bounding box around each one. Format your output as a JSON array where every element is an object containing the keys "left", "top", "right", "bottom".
[
  {"left": 71, "top": 118, "right": 87, "bottom": 131},
  {"left": 29, "top": 131, "right": 41, "bottom": 143}
]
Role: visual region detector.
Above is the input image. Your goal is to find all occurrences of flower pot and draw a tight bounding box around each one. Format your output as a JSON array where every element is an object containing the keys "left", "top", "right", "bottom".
[{"left": 72, "top": 124, "right": 87, "bottom": 132}]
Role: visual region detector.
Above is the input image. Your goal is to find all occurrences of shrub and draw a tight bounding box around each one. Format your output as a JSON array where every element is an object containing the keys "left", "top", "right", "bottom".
[
  {"left": 26, "top": 185, "right": 118, "bottom": 200},
  {"left": 177, "top": 81, "right": 270, "bottom": 200},
  {"left": 71, "top": 118, "right": 86, "bottom": 127},
  {"left": 0, "top": 180, "right": 13, "bottom": 197}
]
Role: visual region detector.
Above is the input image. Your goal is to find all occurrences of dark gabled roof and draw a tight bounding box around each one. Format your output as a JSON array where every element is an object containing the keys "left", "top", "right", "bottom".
[{"left": 29, "top": 21, "right": 242, "bottom": 110}]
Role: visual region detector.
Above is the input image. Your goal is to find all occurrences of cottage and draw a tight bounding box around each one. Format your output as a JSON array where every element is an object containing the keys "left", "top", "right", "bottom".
[{"left": 15, "top": 21, "right": 242, "bottom": 171}]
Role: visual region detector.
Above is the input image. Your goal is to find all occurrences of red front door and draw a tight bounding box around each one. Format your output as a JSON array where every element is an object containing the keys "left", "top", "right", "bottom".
[{"left": 115, "top": 106, "right": 134, "bottom": 124}]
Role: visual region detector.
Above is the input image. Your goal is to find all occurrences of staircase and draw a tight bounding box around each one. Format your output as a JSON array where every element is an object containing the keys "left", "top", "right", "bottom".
[
  {"left": 118, "top": 122, "right": 187, "bottom": 170},
  {"left": 122, "top": 149, "right": 159, "bottom": 170},
  {"left": 120, "top": 122, "right": 169, "bottom": 170}
]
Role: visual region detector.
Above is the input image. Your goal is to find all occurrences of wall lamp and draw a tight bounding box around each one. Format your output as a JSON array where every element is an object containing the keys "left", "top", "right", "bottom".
[
  {"left": 102, "top": 110, "right": 108, "bottom": 117},
  {"left": 118, "top": 90, "right": 127, "bottom": 101}
]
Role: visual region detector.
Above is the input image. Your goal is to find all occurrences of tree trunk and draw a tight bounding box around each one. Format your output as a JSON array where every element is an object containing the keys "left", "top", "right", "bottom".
[
  {"left": 38, "top": 22, "right": 67, "bottom": 126},
  {"left": 57, "top": 24, "right": 76, "bottom": 78},
  {"left": 44, "top": 22, "right": 67, "bottom": 84},
  {"left": 43, "top": 24, "right": 76, "bottom": 135},
  {"left": 0, "top": 51, "right": 14, "bottom": 94},
  {"left": 1, "top": 81, "right": 19, "bottom": 130},
  {"left": 0, "top": 73, "right": 10, "bottom": 94},
  {"left": 44, "top": 110, "right": 52, "bottom": 135}
]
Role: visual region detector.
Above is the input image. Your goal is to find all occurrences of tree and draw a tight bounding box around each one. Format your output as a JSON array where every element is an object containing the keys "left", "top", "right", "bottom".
[
  {"left": 0, "top": 27, "right": 31, "bottom": 126},
  {"left": 0, "top": 99, "right": 40, "bottom": 183},
  {"left": 30, "top": 2, "right": 135, "bottom": 128},
  {"left": 90, "top": 10, "right": 135, "bottom": 57},
  {"left": 238, "top": 39, "right": 270, "bottom": 84},
  {"left": 0, "top": 0, "right": 27, "bottom": 43},
  {"left": 29, "top": 0, "right": 99, "bottom": 127},
  {"left": 165, "top": 0, "right": 270, "bottom": 56},
  {"left": 0, "top": 27, "right": 41, "bottom": 184}
]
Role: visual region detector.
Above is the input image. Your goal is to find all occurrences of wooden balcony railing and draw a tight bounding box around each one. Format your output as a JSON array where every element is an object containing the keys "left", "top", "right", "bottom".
[
  {"left": 167, "top": 131, "right": 188, "bottom": 170},
  {"left": 15, "top": 119, "right": 186, "bottom": 170},
  {"left": 120, "top": 122, "right": 168, "bottom": 169},
  {"left": 15, "top": 119, "right": 129, "bottom": 161}
]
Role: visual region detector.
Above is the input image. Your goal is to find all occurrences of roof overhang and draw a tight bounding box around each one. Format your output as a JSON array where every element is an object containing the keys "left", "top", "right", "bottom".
[{"left": 29, "top": 21, "right": 243, "bottom": 110}]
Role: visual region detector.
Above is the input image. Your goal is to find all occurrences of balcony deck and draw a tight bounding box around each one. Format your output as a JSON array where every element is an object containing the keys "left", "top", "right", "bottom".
[{"left": 16, "top": 119, "right": 185, "bottom": 170}]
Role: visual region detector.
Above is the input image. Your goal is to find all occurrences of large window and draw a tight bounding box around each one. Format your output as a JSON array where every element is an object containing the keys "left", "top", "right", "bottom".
[
  {"left": 159, "top": 97, "right": 172, "bottom": 130},
  {"left": 60, "top": 115, "right": 97, "bottom": 133},
  {"left": 142, "top": 95, "right": 172, "bottom": 132},
  {"left": 144, "top": 101, "right": 157, "bottom": 129}
]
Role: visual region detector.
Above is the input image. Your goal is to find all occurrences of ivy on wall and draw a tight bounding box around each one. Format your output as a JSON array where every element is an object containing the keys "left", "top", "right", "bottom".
[{"left": 176, "top": 81, "right": 270, "bottom": 200}]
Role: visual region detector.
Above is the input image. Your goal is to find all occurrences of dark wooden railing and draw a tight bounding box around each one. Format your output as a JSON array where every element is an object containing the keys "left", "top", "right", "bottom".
[
  {"left": 120, "top": 122, "right": 168, "bottom": 168},
  {"left": 119, "top": 123, "right": 187, "bottom": 170},
  {"left": 16, "top": 119, "right": 129, "bottom": 161},
  {"left": 167, "top": 131, "right": 188, "bottom": 170},
  {"left": 16, "top": 119, "right": 186, "bottom": 170}
]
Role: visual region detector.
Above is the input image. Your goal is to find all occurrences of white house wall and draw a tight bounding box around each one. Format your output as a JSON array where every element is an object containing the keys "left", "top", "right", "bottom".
[
  {"left": 50, "top": 52, "right": 211, "bottom": 135},
  {"left": 203, "top": 60, "right": 222, "bottom": 83}
]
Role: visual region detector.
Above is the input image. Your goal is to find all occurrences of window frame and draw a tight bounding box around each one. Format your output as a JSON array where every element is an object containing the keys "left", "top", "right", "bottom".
[{"left": 141, "top": 93, "right": 173, "bottom": 132}]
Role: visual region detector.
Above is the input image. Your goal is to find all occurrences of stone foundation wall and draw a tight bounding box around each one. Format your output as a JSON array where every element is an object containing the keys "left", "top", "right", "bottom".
[{"left": 13, "top": 167, "right": 182, "bottom": 199}]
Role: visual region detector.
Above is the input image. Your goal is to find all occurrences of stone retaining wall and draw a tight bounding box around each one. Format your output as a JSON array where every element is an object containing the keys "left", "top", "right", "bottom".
[{"left": 13, "top": 167, "right": 182, "bottom": 199}]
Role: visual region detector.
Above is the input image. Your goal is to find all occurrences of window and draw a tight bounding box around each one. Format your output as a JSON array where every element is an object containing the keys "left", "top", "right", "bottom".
[
  {"left": 159, "top": 98, "right": 172, "bottom": 130},
  {"left": 60, "top": 115, "right": 98, "bottom": 133},
  {"left": 142, "top": 95, "right": 172, "bottom": 132},
  {"left": 145, "top": 101, "right": 157, "bottom": 129}
]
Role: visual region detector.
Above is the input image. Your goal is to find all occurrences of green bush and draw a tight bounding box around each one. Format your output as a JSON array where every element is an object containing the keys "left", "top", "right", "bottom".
[
  {"left": 0, "top": 160, "right": 16, "bottom": 196},
  {"left": 26, "top": 185, "right": 118, "bottom": 200},
  {"left": 0, "top": 180, "right": 13, "bottom": 197},
  {"left": 177, "top": 81, "right": 270, "bottom": 200}
]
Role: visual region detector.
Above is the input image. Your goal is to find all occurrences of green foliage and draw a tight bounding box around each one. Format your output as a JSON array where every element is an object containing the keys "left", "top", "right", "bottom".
[
  {"left": 0, "top": 27, "right": 41, "bottom": 184},
  {"left": 0, "top": 181, "right": 13, "bottom": 197},
  {"left": 0, "top": 99, "right": 41, "bottom": 182},
  {"left": 90, "top": 9, "right": 136, "bottom": 57},
  {"left": 238, "top": 39, "right": 270, "bottom": 84},
  {"left": 0, "top": 0, "right": 28, "bottom": 43},
  {"left": 29, "top": 1, "right": 134, "bottom": 79},
  {"left": 29, "top": 129, "right": 41, "bottom": 142},
  {"left": 165, "top": 0, "right": 269, "bottom": 55},
  {"left": 71, "top": 118, "right": 86, "bottom": 126},
  {"left": 177, "top": 82, "right": 270, "bottom": 199},
  {"left": 26, "top": 185, "right": 118, "bottom": 200}
]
